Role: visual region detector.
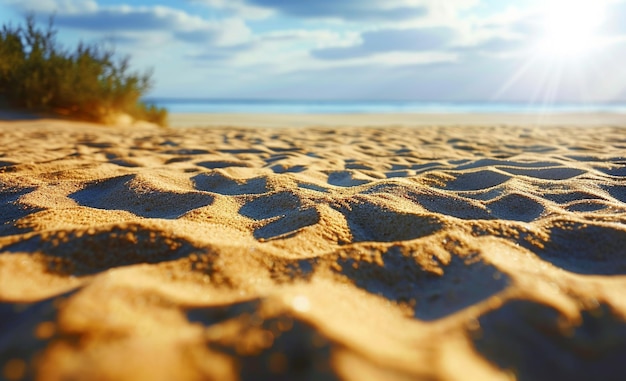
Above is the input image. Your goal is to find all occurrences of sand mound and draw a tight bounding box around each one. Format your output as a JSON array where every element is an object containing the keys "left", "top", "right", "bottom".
[{"left": 1, "top": 119, "right": 626, "bottom": 380}]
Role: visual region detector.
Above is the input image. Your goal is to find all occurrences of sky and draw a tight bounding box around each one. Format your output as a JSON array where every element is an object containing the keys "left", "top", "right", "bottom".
[{"left": 1, "top": 0, "right": 626, "bottom": 103}]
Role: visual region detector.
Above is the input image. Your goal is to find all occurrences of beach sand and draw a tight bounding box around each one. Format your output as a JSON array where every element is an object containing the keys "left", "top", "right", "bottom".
[{"left": 1, "top": 114, "right": 626, "bottom": 380}]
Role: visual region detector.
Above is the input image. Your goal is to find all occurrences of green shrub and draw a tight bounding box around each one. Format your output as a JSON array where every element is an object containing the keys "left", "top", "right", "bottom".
[{"left": 0, "top": 15, "right": 167, "bottom": 126}]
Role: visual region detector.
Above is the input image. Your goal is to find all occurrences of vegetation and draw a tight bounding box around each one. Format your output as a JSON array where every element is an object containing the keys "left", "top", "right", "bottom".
[{"left": 0, "top": 15, "right": 167, "bottom": 126}]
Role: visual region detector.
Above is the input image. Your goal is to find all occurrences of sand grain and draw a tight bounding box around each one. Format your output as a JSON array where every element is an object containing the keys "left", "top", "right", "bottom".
[{"left": 1, "top": 118, "right": 626, "bottom": 380}]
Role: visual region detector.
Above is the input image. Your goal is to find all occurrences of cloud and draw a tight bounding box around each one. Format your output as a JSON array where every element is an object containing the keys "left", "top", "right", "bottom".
[
  {"left": 227, "top": 47, "right": 624, "bottom": 102},
  {"left": 181, "top": 29, "right": 340, "bottom": 69},
  {"left": 312, "top": 27, "right": 455, "bottom": 60},
  {"left": 14, "top": 3, "right": 253, "bottom": 48},
  {"left": 54, "top": 6, "right": 183, "bottom": 31},
  {"left": 174, "top": 18, "right": 252, "bottom": 46},
  {"left": 600, "top": 1, "right": 626, "bottom": 35},
  {"left": 7, "top": 0, "right": 624, "bottom": 103},
  {"left": 242, "top": 0, "right": 427, "bottom": 21},
  {"left": 216, "top": 58, "right": 488, "bottom": 101},
  {"left": 185, "top": 42, "right": 255, "bottom": 62},
  {"left": 456, "top": 37, "right": 529, "bottom": 55},
  {"left": 187, "top": 0, "right": 273, "bottom": 19},
  {"left": 6, "top": 0, "right": 97, "bottom": 14},
  {"left": 510, "top": 1, "right": 626, "bottom": 39}
]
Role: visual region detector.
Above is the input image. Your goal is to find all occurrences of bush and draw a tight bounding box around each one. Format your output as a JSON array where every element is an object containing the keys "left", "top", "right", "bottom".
[{"left": 0, "top": 15, "right": 167, "bottom": 126}]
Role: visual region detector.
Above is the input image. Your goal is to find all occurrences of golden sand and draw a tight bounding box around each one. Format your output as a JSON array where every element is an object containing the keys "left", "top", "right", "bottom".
[{"left": 1, "top": 115, "right": 626, "bottom": 380}]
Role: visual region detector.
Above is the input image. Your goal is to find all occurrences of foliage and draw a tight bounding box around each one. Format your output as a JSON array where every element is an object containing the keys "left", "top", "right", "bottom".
[{"left": 0, "top": 15, "right": 167, "bottom": 126}]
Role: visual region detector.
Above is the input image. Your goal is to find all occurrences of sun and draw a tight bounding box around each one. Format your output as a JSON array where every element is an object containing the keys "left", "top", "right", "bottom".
[{"left": 535, "top": 0, "right": 607, "bottom": 59}]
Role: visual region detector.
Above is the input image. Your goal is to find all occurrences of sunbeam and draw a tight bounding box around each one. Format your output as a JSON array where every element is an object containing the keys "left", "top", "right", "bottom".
[{"left": 534, "top": 0, "right": 607, "bottom": 59}]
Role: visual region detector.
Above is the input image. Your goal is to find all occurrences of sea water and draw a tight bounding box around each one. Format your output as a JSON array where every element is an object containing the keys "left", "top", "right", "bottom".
[{"left": 146, "top": 99, "right": 626, "bottom": 114}]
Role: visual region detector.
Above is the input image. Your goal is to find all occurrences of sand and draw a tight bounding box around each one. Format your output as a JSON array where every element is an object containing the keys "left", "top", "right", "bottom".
[
  {"left": 170, "top": 112, "right": 626, "bottom": 128},
  {"left": 1, "top": 114, "right": 626, "bottom": 381}
]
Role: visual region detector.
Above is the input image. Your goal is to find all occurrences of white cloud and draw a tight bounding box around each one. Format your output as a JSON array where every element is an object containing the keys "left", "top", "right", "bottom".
[
  {"left": 188, "top": 0, "right": 273, "bottom": 19},
  {"left": 7, "top": 0, "right": 97, "bottom": 14},
  {"left": 312, "top": 27, "right": 455, "bottom": 60},
  {"left": 16, "top": 3, "right": 254, "bottom": 48},
  {"left": 5, "top": 0, "right": 626, "bottom": 102},
  {"left": 240, "top": 0, "right": 428, "bottom": 22},
  {"left": 213, "top": 18, "right": 253, "bottom": 46}
]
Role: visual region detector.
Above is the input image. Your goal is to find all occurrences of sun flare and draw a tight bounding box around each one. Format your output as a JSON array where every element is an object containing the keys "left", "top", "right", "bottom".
[{"left": 535, "top": 0, "right": 607, "bottom": 59}]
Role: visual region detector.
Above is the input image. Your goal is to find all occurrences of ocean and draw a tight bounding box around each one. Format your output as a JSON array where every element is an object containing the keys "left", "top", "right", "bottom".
[{"left": 146, "top": 98, "right": 626, "bottom": 114}]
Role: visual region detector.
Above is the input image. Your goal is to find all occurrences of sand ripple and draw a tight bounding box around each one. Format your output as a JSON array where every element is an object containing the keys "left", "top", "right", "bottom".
[{"left": 1, "top": 121, "right": 626, "bottom": 380}]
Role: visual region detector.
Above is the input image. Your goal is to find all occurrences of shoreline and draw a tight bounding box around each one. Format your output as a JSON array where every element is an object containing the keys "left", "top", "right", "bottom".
[
  {"left": 168, "top": 112, "right": 626, "bottom": 128},
  {"left": 2, "top": 109, "right": 624, "bottom": 129}
]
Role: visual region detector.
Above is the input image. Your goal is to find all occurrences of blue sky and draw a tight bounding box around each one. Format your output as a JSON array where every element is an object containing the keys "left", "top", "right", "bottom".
[{"left": 2, "top": 0, "right": 626, "bottom": 102}]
